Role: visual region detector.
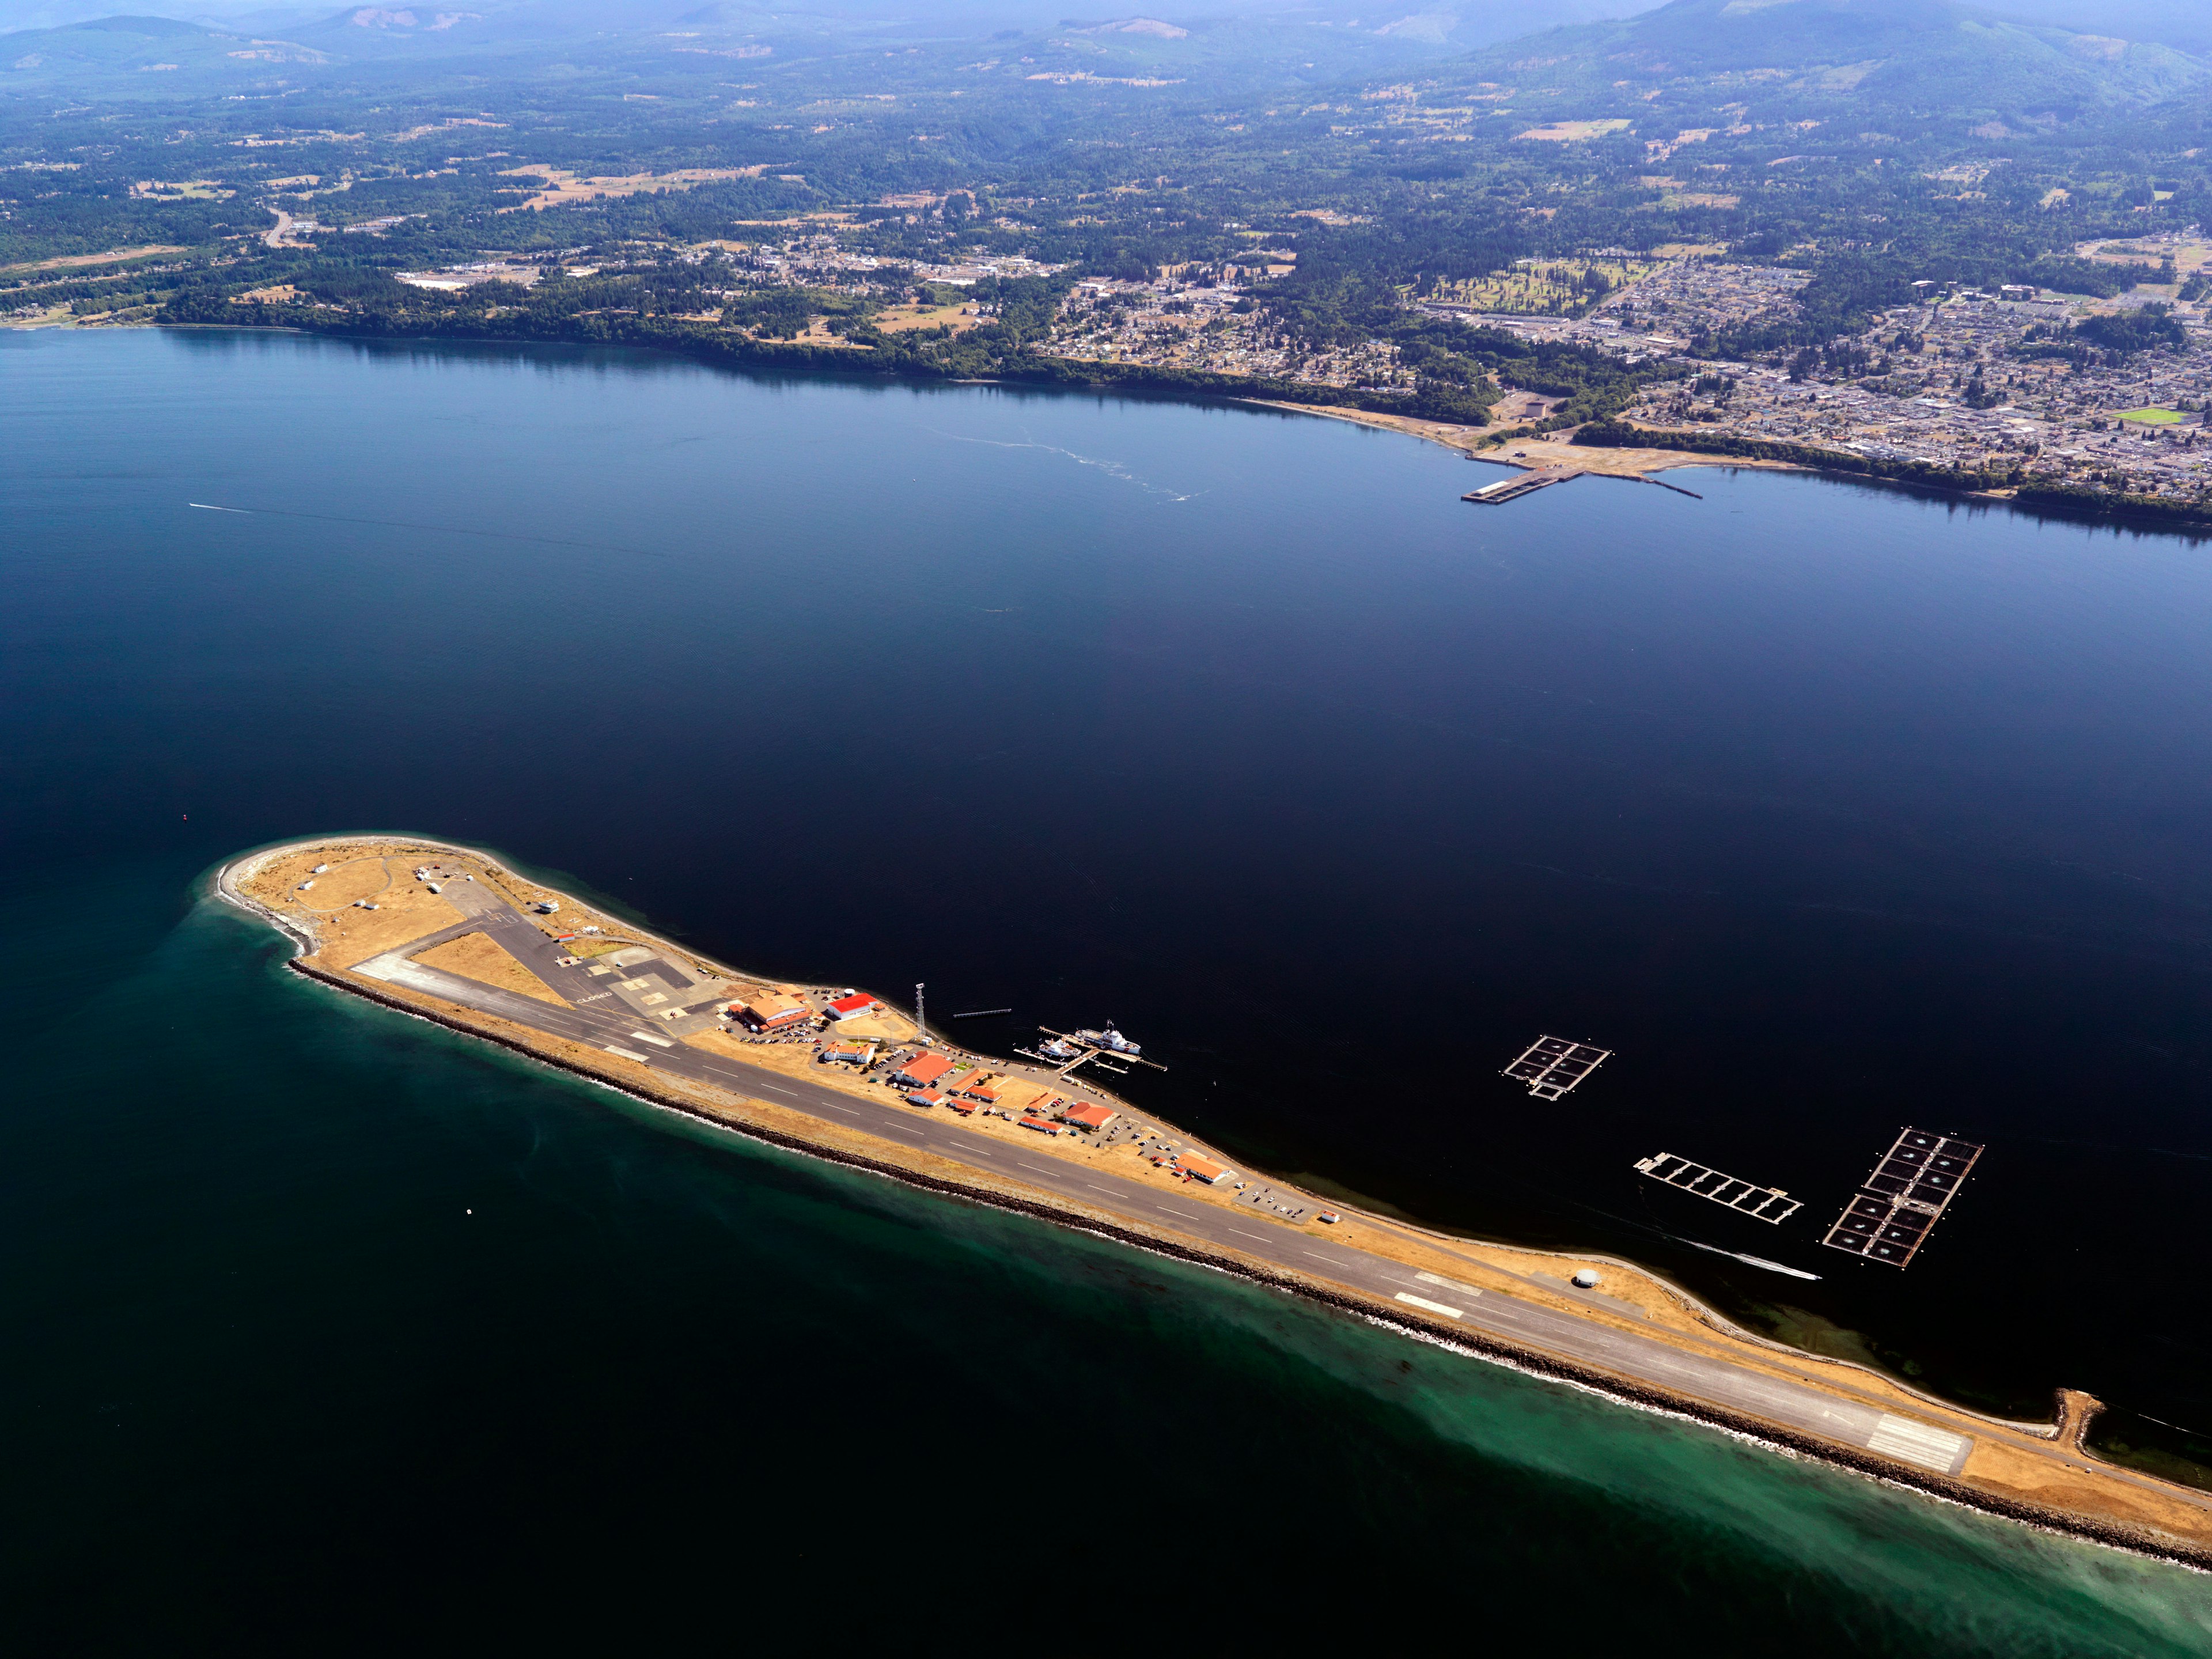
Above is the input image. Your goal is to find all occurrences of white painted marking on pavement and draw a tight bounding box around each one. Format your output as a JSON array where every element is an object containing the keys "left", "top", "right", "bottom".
[
  {"left": 1415, "top": 1270, "right": 1484, "bottom": 1300},
  {"left": 1226, "top": 1228, "right": 1271, "bottom": 1243},
  {"left": 629, "top": 1031, "right": 674, "bottom": 1048},
  {"left": 604, "top": 1046, "right": 651, "bottom": 1062},
  {"left": 1867, "top": 1414, "right": 1969, "bottom": 1472},
  {"left": 1395, "top": 1292, "right": 1464, "bottom": 1319}
]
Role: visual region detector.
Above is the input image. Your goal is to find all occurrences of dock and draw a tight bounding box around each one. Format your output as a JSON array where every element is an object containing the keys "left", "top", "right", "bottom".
[
  {"left": 1464, "top": 464, "right": 1705, "bottom": 506},
  {"left": 1464, "top": 465, "right": 1589, "bottom": 505}
]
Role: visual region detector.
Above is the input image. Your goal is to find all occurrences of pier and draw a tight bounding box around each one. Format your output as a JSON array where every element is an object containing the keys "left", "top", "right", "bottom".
[
  {"left": 1463, "top": 465, "right": 1589, "bottom": 505},
  {"left": 1464, "top": 465, "right": 1705, "bottom": 507}
]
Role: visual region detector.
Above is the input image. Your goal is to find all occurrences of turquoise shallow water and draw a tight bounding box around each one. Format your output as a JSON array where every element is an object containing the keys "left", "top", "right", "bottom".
[{"left": 0, "top": 865, "right": 2205, "bottom": 1649}]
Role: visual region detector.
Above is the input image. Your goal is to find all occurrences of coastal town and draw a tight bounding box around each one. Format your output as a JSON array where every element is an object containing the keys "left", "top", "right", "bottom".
[
  {"left": 341, "top": 213, "right": 2212, "bottom": 506},
  {"left": 1027, "top": 230, "right": 2212, "bottom": 506},
  {"left": 21, "top": 183, "right": 2212, "bottom": 512}
]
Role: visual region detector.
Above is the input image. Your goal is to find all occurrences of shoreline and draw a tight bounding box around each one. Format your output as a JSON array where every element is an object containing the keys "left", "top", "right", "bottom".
[
  {"left": 47, "top": 323, "right": 2212, "bottom": 536},
  {"left": 213, "top": 832, "right": 2212, "bottom": 1569}
]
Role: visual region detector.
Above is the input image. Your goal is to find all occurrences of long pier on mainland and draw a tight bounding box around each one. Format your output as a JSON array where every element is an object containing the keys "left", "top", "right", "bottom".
[{"left": 1463, "top": 464, "right": 1705, "bottom": 506}]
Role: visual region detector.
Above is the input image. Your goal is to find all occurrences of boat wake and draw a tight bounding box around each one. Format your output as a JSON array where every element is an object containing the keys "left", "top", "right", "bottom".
[
  {"left": 1679, "top": 1238, "right": 1821, "bottom": 1281},
  {"left": 930, "top": 430, "right": 1199, "bottom": 502}
]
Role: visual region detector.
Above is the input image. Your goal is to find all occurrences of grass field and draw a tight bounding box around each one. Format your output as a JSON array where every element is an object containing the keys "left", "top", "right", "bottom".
[
  {"left": 1514, "top": 119, "right": 1631, "bottom": 142},
  {"left": 2118, "top": 406, "right": 2189, "bottom": 425},
  {"left": 1422, "top": 255, "right": 1663, "bottom": 317}
]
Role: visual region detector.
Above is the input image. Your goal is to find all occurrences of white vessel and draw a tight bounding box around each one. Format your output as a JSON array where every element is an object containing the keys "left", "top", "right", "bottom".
[{"left": 1073, "top": 1023, "right": 1141, "bottom": 1057}]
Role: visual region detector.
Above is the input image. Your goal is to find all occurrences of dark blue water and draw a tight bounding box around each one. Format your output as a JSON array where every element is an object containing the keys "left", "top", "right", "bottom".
[{"left": 6, "top": 328, "right": 2212, "bottom": 1643}]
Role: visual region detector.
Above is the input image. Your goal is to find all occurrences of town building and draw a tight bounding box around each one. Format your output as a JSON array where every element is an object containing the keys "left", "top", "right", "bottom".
[
  {"left": 730, "top": 986, "right": 810, "bottom": 1030},
  {"left": 891, "top": 1052, "right": 953, "bottom": 1089}
]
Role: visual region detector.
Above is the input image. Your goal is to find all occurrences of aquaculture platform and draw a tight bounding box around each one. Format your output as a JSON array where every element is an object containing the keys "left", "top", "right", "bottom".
[
  {"left": 1635, "top": 1152, "right": 1801, "bottom": 1224},
  {"left": 1820, "top": 1127, "right": 1984, "bottom": 1268},
  {"left": 1503, "top": 1036, "right": 1611, "bottom": 1099}
]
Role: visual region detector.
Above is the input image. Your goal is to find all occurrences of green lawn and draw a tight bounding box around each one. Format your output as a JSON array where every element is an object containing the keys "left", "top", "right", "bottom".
[{"left": 2117, "top": 406, "right": 2189, "bottom": 425}]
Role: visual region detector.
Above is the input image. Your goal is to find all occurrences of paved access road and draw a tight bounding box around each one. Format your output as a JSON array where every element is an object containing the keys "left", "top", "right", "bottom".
[{"left": 331, "top": 880, "right": 2012, "bottom": 1479}]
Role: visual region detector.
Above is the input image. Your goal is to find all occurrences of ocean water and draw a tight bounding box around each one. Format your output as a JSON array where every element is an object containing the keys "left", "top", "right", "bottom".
[
  {"left": 5, "top": 328, "right": 2212, "bottom": 1641},
  {"left": 1, "top": 873, "right": 2206, "bottom": 1650}
]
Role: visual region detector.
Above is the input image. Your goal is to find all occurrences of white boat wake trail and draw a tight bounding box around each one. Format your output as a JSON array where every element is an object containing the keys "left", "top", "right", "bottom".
[
  {"left": 930, "top": 430, "right": 1199, "bottom": 502},
  {"left": 1680, "top": 1237, "right": 1820, "bottom": 1280}
]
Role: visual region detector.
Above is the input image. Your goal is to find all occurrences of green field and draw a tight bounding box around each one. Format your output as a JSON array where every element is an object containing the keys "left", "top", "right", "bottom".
[{"left": 2117, "top": 406, "right": 2189, "bottom": 424}]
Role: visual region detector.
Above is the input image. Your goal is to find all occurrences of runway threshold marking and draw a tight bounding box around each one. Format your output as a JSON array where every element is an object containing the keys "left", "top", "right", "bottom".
[
  {"left": 1415, "top": 1270, "right": 1484, "bottom": 1300},
  {"left": 1868, "top": 1415, "right": 1970, "bottom": 1472},
  {"left": 604, "top": 1046, "right": 652, "bottom": 1063},
  {"left": 628, "top": 1031, "right": 675, "bottom": 1048},
  {"left": 1395, "top": 1291, "right": 1464, "bottom": 1319}
]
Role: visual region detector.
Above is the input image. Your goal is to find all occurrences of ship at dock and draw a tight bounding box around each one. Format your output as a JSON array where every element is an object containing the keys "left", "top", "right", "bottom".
[{"left": 1071, "top": 1023, "right": 1141, "bottom": 1057}]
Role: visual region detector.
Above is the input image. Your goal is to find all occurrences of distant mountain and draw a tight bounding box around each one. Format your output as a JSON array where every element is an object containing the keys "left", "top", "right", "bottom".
[
  {"left": 1969, "top": 0, "right": 2212, "bottom": 58},
  {"left": 1448, "top": 0, "right": 2209, "bottom": 128},
  {"left": 0, "top": 12, "right": 330, "bottom": 84}
]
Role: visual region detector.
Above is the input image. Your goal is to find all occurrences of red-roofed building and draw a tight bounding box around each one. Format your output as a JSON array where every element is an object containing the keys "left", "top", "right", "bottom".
[
  {"left": 904, "top": 1087, "right": 946, "bottom": 1108},
  {"left": 892, "top": 1052, "right": 953, "bottom": 1089},
  {"left": 731, "top": 987, "right": 810, "bottom": 1031},
  {"left": 1062, "top": 1103, "right": 1116, "bottom": 1133},
  {"left": 958, "top": 1074, "right": 1003, "bottom": 1104},
  {"left": 1018, "top": 1117, "right": 1063, "bottom": 1136},
  {"left": 828, "top": 993, "right": 877, "bottom": 1021},
  {"left": 1181, "top": 1157, "right": 1233, "bottom": 1185}
]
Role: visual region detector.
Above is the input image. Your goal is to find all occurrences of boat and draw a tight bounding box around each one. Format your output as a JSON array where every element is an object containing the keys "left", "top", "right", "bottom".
[{"left": 1073, "top": 1023, "right": 1141, "bottom": 1056}]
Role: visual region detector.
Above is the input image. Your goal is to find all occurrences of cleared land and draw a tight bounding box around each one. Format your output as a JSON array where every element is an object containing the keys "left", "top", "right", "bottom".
[
  {"left": 498, "top": 164, "right": 770, "bottom": 213},
  {"left": 1247, "top": 403, "right": 1800, "bottom": 479},
  {"left": 0, "top": 244, "right": 187, "bottom": 276},
  {"left": 413, "top": 932, "right": 567, "bottom": 1005},
  {"left": 1514, "top": 119, "right": 1632, "bottom": 142},
  {"left": 1425, "top": 255, "right": 1662, "bottom": 316},
  {"left": 872, "top": 299, "right": 982, "bottom": 334}
]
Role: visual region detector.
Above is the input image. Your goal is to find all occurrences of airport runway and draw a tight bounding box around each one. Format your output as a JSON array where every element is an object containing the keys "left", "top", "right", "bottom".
[{"left": 336, "top": 881, "right": 2001, "bottom": 1480}]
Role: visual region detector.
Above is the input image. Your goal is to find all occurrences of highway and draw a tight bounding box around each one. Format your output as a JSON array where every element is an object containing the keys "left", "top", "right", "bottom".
[{"left": 342, "top": 881, "right": 1998, "bottom": 1478}]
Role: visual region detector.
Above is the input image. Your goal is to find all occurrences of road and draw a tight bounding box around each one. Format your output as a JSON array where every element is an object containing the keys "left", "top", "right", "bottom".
[{"left": 338, "top": 879, "right": 2009, "bottom": 1478}]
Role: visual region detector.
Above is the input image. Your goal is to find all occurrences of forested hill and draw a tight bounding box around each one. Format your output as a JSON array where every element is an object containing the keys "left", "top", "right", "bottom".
[{"left": 1440, "top": 0, "right": 2209, "bottom": 132}]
